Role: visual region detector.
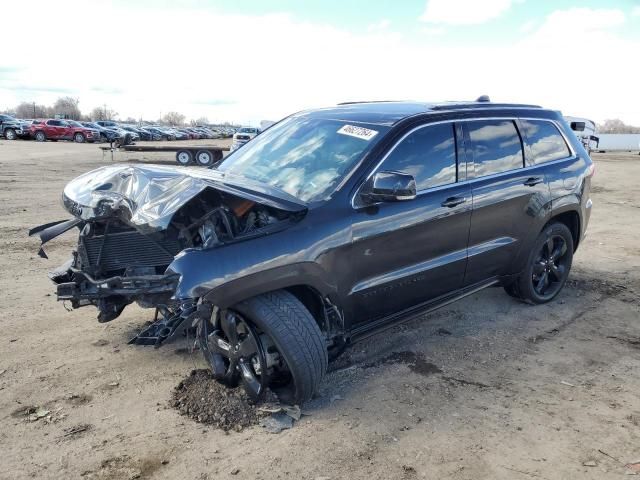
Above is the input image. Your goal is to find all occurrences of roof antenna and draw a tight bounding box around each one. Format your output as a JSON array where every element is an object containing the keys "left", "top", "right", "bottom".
[{"left": 476, "top": 95, "right": 490, "bottom": 102}]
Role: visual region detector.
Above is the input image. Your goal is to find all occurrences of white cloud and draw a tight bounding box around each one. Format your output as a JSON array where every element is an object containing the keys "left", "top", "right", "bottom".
[
  {"left": 519, "top": 20, "right": 536, "bottom": 33},
  {"left": 367, "top": 19, "right": 391, "bottom": 32},
  {"left": 420, "top": 0, "right": 515, "bottom": 25},
  {"left": 0, "top": 3, "right": 638, "bottom": 125},
  {"left": 420, "top": 26, "right": 446, "bottom": 36}
]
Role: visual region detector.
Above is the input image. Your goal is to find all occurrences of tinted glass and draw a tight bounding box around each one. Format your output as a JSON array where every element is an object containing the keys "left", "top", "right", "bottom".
[
  {"left": 218, "top": 116, "right": 389, "bottom": 202},
  {"left": 520, "top": 119, "right": 571, "bottom": 163},
  {"left": 467, "top": 120, "right": 523, "bottom": 177},
  {"left": 47, "top": 120, "right": 59, "bottom": 126},
  {"left": 381, "top": 123, "right": 457, "bottom": 190}
]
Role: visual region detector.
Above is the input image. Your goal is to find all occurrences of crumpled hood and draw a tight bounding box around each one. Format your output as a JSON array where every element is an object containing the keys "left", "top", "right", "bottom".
[{"left": 63, "top": 164, "right": 307, "bottom": 232}]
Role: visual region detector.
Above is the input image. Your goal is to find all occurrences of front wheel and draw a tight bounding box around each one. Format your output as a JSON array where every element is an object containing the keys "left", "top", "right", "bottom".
[
  {"left": 34, "top": 131, "right": 46, "bottom": 142},
  {"left": 198, "top": 290, "right": 327, "bottom": 405},
  {"left": 4, "top": 128, "right": 17, "bottom": 140},
  {"left": 505, "top": 222, "right": 574, "bottom": 304},
  {"left": 74, "top": 132, "right": 85, "bottom": 143}
]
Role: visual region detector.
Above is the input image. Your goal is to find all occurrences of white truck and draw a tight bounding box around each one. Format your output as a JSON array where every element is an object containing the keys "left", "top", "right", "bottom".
[{"left": 564, "top": 116, "right": 599, "bottom": 153}]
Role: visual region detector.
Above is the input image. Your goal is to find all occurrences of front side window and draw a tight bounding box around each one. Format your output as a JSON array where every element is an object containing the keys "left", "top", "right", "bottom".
[
  {"left": 380, "top": 123, "right": 457, "bottom": 191},
  {"left": 47, "top": 120, "right": 59, "bottom": 126},
  {"left": 467, "top": 120, "right": 524, "bottom": 177},
  {"left": 218, "top": 116, "right": 388, "bottom": 202},
  {"left": 520, "top": 119, "right": 571, "bottom": 163}
]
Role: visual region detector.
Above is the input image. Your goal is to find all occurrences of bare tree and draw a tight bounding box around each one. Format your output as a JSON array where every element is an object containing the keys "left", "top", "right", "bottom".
[
  {"left": 53, "top": 96, "right": 81, "bottom": 119},
  {"left": 191, "top": 116, "right": 209, "bottom": 126},
  {"left": 14, "top": 102, "right": 48, "bottom": 119},
  {"left": 598, "top": 119, "right": 640, "bottom": 134},
  {"left": 162, "top": 111, "right": 185, "bottom": 126},
  {"left": 90, "top": 106, "right": 118, "bottom": 121}
]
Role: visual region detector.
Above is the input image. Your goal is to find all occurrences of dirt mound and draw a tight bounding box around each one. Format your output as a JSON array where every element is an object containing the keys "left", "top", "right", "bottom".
[{"left": 171, "top": 369, "right": 274, "bottom": 431}]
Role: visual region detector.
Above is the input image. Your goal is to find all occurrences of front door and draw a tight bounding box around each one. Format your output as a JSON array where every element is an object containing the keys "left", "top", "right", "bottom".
[{"left": 346, "top": 122, "right": 472, "bottom": 326}]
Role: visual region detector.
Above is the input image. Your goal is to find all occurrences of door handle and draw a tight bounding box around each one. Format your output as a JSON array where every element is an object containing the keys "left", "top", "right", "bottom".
[
  {"left": 523, "top": 176, "right": 544, "bottom": 187},
  {"left": 441, "top": 196, "right": 466, "bottom": 208}
]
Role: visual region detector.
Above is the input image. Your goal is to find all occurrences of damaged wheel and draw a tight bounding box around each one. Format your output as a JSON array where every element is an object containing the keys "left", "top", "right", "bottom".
[{"left": 198, "top": 290, "right": 327, "bottom": 405}]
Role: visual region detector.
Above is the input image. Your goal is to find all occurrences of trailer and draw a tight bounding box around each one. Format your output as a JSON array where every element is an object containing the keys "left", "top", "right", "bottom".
[
  {"left": 99, "top": 143, "right": 230, "bottom": 166},
  {"left": 595, "top": 134, "right": 640, "bottom": 154}
]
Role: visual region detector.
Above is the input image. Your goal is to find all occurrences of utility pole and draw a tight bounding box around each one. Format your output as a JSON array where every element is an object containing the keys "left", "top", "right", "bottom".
[
  {"left": 104, "top": 103, "right": 107, "bottom": 120},
  {"left": 32, "top": 102, "right": 36, "bottom": 118}
]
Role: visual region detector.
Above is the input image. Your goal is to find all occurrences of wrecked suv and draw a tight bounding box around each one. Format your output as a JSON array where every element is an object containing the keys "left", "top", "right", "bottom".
[{"left": 32, "top": 99, "right": 593, "bottom": 404}]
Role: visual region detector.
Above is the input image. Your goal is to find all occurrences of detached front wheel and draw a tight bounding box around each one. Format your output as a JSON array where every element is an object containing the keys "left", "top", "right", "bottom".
[{"left": 198, "top": 290, "right": 327, "bottom": 405}]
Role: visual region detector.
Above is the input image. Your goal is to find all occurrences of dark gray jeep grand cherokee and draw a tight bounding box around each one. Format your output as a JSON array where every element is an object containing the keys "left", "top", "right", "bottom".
[{"left": 31, "top": 98, "right": 593, "bottom": 404}]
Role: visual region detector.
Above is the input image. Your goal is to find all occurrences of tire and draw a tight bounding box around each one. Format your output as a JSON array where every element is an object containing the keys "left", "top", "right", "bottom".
[
  {"left": 74, "top": 132, "right": 85, "bottom": 143},
  {"left": 99, "top": 133, "right": 107, "bottom": 143},
  {"left": 4, "top": 128, "right": 17, "bottom": 140},
  {"left": 505, "top": 222, "right": 574, "bottom": 304},
  {"left": 176, "top": 150, "right": 193, "bottom": 165},
  {"left": 195, "top": 150, "right": 214, "bottom": 166},
  {"left": 34, "top": 131, "right": 46, "bottom": 142},
  {"left": 234, "top": 291, "right": 327, "bottom": 404},
  {"left": 198, "top": 290, "right": 328, "bottom": 405}
]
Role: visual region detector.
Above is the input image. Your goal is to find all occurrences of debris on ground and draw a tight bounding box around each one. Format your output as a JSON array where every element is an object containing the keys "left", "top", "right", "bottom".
[
  {"left": 260, "top": 412, "right": 294, "bottom": 433},
  {"left": 582, "top": 460, "right": 597, "bottom": 467},
  {"left": 171, "top": 369, "right": 281, "bottom": 432},
  {"left": 60, "top": 423, "right": 92, "bottom": 439}
]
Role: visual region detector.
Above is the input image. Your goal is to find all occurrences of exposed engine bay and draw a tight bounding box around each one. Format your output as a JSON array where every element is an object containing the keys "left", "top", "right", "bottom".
[{"left": 30, "top": 165, "right": 306, "bottom": 345}]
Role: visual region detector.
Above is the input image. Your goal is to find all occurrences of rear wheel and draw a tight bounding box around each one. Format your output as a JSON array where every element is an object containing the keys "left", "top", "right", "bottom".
[
  {"left": 195, "top": 150, "right": 214, "bottom": 166},
  {"left": 4, "top": 128, "right": 17, "bottom": 140},
  {"left": 198, "top": 290, "right": 327, "bottom": 405},
  {"left": 504, "top": 222, "right": 573, "bottom": 304},
  {"left": 34, "top": 131, "right": 46, "bottom": 142},
  {"left": 176, "top": 150, "right": 193, "bottom": 165}
]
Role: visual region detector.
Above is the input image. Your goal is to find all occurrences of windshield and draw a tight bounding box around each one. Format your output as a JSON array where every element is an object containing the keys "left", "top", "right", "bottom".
[
  {"left": 67, "top": 120, "right": 82, "bottom": 127},
  {"left": 217, "top": 116, "right": 388, "bottom": 202}
]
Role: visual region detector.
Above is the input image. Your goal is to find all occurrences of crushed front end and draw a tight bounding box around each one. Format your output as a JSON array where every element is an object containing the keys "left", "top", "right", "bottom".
[{"left": 30, "top": 164, "right": 304, "bottom": 346}]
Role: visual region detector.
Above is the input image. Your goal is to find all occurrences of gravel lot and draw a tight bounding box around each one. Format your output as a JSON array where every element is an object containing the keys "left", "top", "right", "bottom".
[{"left": 1, "top": 140, "right": 639, "bottom": 479}]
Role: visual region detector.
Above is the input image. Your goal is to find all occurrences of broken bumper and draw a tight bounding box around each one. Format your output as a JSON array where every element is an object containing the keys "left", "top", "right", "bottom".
[{"left": 53, "top": 268, "right": 179, "bottom": 304}]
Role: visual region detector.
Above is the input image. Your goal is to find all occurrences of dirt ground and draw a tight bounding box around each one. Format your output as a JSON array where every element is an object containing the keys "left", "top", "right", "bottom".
[{"left": 1, "top": 139, "right": 639, "bottom": 480}]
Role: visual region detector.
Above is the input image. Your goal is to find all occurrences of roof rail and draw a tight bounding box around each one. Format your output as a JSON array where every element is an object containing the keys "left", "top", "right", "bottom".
[
  {"left": 337, "top": 100, "right": 400, "bottom": 105},
  {"left": 431, "top": 102, "right": 542, "bottom": 111}
]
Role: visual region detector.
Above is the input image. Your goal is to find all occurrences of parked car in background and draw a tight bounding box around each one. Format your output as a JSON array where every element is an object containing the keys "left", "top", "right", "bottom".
[
  {"left": 1, "top": 114, "right": 28, "bottom": 140},
  {"left": 80, "top": 122, "right": 123, "bottom": 143},
  {"left": 30, "top": 119, "right": 99, "bottom": 143},
  {"left": 230, "top": 126, "right": 260, "bottom": 151}
]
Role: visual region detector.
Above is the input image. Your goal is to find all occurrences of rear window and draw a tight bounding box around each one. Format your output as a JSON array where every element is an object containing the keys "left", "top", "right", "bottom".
[
  {"left": 520, "top": 119, "right": 571, "bottom": 163},
  {"left": 466, "top": 120, "right": 524, "bottom": 177}
]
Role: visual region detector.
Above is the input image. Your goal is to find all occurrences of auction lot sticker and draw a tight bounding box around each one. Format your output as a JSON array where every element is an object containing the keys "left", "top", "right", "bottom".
[{"left": 337, "top": 124, "right": 379, "bottom": 141}]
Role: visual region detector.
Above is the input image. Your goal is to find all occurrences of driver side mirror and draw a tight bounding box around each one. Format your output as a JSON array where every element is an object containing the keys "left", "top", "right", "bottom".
[{"left": 362, "top": 171, "right": 417, "bottom": 203}]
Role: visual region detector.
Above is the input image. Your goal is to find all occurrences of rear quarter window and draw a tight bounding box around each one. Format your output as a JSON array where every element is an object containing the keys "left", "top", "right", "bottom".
[
  {"left": 520, "top": 119, "right": 571, "bottom": 163},
  {"left": 466, "top": 120, "right": 524, "bottom": 177}
]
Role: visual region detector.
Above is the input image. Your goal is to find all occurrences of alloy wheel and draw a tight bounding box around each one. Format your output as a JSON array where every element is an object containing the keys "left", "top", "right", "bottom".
[
  {"left": 199, "top": 310, "right": 268, "bottom": 401},
  {"left": 532, "top": 234, "right": 569, "bottom": 298}
]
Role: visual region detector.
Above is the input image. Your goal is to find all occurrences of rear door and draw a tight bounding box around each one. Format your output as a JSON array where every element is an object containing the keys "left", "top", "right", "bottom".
[
  {"left": 347, "top": 122, "right": 472, "bottom": 325},
  {"left": 462, "top": 119, "right": 551, "bottom": 286}
]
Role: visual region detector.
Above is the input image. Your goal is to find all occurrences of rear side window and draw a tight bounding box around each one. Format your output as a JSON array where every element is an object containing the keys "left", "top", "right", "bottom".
[
  {"left": 520, "top": 119, "right": 571, "bottom": 163},
  {"left": 381, "top": 123, "right": 457, "bottom": 191},
  {"left": 466, "top": 120, "right": 523, "bottom": 177}
]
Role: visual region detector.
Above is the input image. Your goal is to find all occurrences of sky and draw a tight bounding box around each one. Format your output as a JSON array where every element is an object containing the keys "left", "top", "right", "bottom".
[{"left": 1, "top": 0, "right": 639, "bottom": 125}]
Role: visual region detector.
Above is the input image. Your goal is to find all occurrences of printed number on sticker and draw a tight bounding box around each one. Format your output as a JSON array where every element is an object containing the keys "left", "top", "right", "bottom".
[{"left": 337, "top": 124, "right": 378, "bottom": 141}]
